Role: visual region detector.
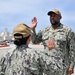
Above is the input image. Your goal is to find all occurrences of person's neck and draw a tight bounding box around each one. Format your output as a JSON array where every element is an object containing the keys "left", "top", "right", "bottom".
[{"left": 52, "top": 23, "right": 60, "bottom": 30}]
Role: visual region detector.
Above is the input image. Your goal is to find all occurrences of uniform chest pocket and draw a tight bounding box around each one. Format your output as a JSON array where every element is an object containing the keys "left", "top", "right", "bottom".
[
  {"left": 42, "top": 33, "right": 49, "bottom": 41},
  {"left": 55, "top": 32, "right": 67, "bottom": 41},
  {"left": 42, "top": 33, "right": 49, "bottom": 46},
  {"left": 55, "top": 33, "right": 67, "bottom": 46}
]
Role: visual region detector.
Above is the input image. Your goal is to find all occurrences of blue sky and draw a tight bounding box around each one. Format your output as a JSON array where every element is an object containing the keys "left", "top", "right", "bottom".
[{"left": 0, "top": 0, "right": 75, "bottom": 33}]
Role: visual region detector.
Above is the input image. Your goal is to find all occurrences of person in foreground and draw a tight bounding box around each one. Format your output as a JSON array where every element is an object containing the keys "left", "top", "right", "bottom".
[
  {"left": 0, "top": 23, "right": 43, "bottom": 75},
  {"left": 30, "top": 9, "right": 75, "bottom": 75}
]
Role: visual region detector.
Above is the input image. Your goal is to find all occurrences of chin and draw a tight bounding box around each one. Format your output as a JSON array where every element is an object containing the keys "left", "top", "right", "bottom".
[{"left": 52, "top": 22, "right": 59, "bottom": 25}]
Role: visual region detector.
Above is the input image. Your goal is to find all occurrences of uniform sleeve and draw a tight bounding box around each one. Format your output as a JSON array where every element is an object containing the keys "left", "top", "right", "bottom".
[
  {"left": 24, "top": 50, "right": 43, "bottom": 75},
  {"left": 0, "top": 57, "right": 7, "bottom": 75},
  {"left": 67, "top": 29, "right": 75, "bottom": 69},
  {"left": 0, "top": 53, "right": 11, "bottom": 75},
  {"left": 31, "top": 29, "right": 42, "bottom": 44}
]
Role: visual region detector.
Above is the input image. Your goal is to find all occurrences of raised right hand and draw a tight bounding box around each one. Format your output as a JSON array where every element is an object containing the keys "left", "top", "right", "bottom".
[{"left": 30, "top": 17, "right": 37, "bottom": 29}]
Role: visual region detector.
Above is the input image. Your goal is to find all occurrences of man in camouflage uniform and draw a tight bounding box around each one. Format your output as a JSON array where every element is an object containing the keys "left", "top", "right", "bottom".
[
  {"left": 0, "top": 23, "right": 43, "bottom": 75},
  {"left": 30, "top": 9, "right": 75, "bottom": 75}
]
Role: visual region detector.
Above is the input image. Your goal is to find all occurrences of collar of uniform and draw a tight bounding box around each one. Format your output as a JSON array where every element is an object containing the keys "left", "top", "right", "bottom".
[
  {"left": 50, "top": 23, "right": 63, "bottom": 31},
  {"left": 16, "top": 45, "right": 29, "bottom": 51}
]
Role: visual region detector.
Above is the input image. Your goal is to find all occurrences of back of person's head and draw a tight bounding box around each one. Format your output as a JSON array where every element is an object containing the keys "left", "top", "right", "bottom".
[{"left": 13, "top": 23, "right": 31, "bottom": 46}]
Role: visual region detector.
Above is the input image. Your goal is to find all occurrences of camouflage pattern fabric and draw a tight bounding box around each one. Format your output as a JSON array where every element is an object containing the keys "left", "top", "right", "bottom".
[
  {"left": 0, "top": 24, "right": 75, "bottom": 75},
  {"left": 0, "top": 45, "right": 42, "bottom": 75},
  {"left": 31, "top": 24, "right": 75, "bottom": 75}
]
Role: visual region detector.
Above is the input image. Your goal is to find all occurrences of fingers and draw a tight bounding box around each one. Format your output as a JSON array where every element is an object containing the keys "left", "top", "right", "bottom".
[
  {"left": 47, "top": 39, "right": 56, "bottom": 50},
  {"left": 30, "top": 17, "right": 37, "bottom": 29},
  {"left": 68, "top": 68, "right": 74, "bottom": 74},
  {"left": 32, "top": 17, "right": 37, "bottom": 22}
]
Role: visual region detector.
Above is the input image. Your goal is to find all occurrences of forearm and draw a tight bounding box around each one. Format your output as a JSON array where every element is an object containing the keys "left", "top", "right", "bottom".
[
  {"left": 69, "top": 43, "right": 75, "bottom": 69},
  {"left": 31, "top": 29, "right": 42, "bottom": 44},
  {"left": 69, "top": 38, "right": 75, "bottom": 69}
]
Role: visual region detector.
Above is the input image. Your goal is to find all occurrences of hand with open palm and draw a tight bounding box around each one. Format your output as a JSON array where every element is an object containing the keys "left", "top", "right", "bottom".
[{"left": 30, "top": 17, "right": 37, "bottom": 29}]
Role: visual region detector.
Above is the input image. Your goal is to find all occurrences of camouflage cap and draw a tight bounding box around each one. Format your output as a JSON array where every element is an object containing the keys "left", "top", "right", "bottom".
[
  {"left": 47, "top": 9, "right": 61, "bottom": 16},
  {"left": 13, "top": 23, "right": 31, "bottom": 39}
]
